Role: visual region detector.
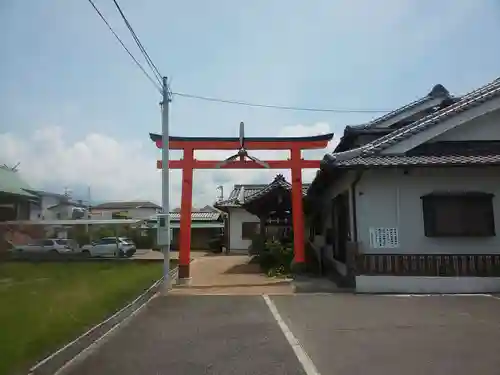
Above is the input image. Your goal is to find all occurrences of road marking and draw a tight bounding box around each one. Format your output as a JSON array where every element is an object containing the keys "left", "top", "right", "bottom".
[
  {"left": 262, "top": 295, "right": 320, "bottom": 375},
  {"left": 53, "top": 291, "right": 158, "bottom": 375}
]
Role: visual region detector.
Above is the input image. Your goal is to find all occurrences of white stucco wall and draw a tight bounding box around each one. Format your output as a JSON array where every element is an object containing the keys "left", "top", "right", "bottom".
[
  {"left": 355, "top": 166, "right": 500, "bottom": 255},
  {"left": 228, "top": 208, "right": 259, "bottom": 250}
]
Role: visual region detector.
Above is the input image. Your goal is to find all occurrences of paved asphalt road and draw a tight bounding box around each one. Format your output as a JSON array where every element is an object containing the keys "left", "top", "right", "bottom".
[
  {"left": 64, "top": 296, "right": 306, "bottom": 375},
  {"left": 63, "top": 294, "right": 500, "bottom": 375}
]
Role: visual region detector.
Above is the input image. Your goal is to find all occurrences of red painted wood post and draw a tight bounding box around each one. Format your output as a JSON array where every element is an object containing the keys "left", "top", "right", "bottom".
[
  {"left": 178, "top": 148, "right": 194, "bottom": 280},
  {"left": 290, "top": 147, "right": 305, "bottom": 264}
]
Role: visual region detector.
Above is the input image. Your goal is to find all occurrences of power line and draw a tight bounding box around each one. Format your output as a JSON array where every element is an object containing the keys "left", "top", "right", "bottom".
[
  {"left": 172, "top": 91, "right": 390, "bottom": 113},
  {"left": 86, "top": 0, "right": 162, "bottom": 93},
  {"left": 86, "top": 0, "right": 389, "bottom": 113},
  {"left": 111, "top": 0, "right": 162, "bottom": 84}
]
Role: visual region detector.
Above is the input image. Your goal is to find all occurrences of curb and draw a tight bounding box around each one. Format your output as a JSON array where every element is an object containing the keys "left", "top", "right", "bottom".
[{"left": 27, "top": 267, "right": 178, "bottom": 375}]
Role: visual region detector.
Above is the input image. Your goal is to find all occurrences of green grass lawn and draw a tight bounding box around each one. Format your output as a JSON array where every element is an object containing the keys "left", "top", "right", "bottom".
[{"left": 0, "top": 261, "right": 173, "bottom": 375}]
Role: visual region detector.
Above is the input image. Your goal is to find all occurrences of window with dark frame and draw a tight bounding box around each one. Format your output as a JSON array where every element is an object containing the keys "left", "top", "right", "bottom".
[
  {"left": 241, "top": 222, "right": 258, "bottom": 240},
  {"left": 421, "top": 192, "right": 495, "bottom": 237}
]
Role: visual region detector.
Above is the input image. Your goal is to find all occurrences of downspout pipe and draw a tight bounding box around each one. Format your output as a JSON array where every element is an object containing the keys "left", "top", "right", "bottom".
[
  {"left": 348, "top": 170, "right": 363, "bottom": 286},
  {"left": 350, "top": 170, "right": 363, "bottom": 243}
]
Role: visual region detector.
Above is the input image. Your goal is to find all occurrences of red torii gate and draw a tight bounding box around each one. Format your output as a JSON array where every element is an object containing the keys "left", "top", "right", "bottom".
[{"left": 149, "top": 128, "right": 333, "bottom": 282}]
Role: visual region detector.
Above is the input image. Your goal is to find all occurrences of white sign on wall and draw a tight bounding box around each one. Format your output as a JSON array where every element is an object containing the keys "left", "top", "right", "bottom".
[{"left": 369, "top": 227, "right": 399, "bottom": 249}]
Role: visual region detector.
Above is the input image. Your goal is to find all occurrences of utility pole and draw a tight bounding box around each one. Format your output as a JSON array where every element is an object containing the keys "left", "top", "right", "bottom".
[{"left": 161, "top": 76, "right": 172, "bottom": 291}]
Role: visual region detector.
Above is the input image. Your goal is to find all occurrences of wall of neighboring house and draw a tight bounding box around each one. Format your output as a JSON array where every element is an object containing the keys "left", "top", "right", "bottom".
[
  {"left": 311, "top": 171, "right": 357, "bottom": 276},
  {"left": 30, "top": 195, "right": 60, "bottom": 220},
  {"left": 228, "top": 208, "right": 259, "bottom": 250},
  {"left": 354, "top": 166, "right": 500, "bottom": 255}
]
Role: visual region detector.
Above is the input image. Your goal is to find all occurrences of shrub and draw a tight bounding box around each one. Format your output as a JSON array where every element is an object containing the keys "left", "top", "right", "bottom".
[{"left": 258, "top": 240, "right": 293, "bottom": 277}]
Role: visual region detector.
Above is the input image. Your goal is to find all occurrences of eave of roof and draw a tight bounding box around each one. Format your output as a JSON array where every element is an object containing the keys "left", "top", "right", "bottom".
[
  {"left": 149, "top": 133, "right": 335, "bottom": 144},
  {"left": 333, "top": 154, "right": 500, "bottom": 168}
]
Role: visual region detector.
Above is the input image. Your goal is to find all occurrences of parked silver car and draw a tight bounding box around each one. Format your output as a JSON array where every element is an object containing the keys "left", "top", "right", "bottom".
[
  {"left": 80, "top": 237, "right": 137, "bottom": 258},
  {"left": 11, "top": 238, "right": 79, "bottom": 255}
]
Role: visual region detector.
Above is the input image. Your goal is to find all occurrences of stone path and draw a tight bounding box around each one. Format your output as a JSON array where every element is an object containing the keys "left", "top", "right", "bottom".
[{"left": 170, "top": 254, "right": 293, "bottom": 295}]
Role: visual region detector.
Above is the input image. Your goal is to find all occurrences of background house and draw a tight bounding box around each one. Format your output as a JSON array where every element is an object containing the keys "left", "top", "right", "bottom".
[
  {"left": 91, "top": 201, "right": 161, "bottom": 219},
  {"left": 0, "top": 165, "right": 35, "bottom": 222},
  {"left": 215, "top": 184, "right": 266, "bottom": 250},
  {"left": 143, "top": 208, "right": 225, "bottom": 250},
  {"left": 27, "top": 190, "right": 88, "bottom": 220},
  {"left": 307, "top": 77, "right": 500, "bottom": 293}
]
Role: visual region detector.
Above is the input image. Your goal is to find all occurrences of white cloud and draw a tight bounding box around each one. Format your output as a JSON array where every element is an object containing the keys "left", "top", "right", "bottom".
[{"left": 0, "top": 123, "right": 339, "bottom": 207}]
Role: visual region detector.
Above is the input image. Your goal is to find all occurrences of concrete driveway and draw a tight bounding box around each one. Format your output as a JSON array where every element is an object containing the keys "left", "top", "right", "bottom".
[{"left": 271, "top": 294, "right": 500, "bottom": 375}]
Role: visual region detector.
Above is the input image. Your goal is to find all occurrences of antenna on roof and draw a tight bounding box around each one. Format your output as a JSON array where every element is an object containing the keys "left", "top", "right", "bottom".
[
  {"left": 1, "top": 162, "right": 20, "bottom": 171},
  {"left": 216, "top": 185, "right": 224, "bottom": 202}
]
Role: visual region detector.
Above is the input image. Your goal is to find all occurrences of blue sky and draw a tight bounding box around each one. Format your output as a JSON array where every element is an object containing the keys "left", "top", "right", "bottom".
[{"left": 1, "top": 0, "right": 500, "bottom": 206}]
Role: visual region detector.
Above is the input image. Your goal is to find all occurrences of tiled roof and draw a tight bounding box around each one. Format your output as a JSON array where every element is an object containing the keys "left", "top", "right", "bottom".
[
  {"left": 334, "top": 154, "right": 500, "bottom": 167},
  {"left": 326, "top": 77, "right": 500, "bottom": 167},
  {"left": 0, "top": 167, "right": 36, "bottom": 198},
  {"left": 167, "top": 211, "right": 222, "bottom": 222},
  {"left": 93, "top": 201, "right": 161, "bottom": 210},
  {"left": 362, "top": 84, "right": 451, "bottom": 129},
  {"left": 216, "top": 176, "right": 310, "bottom": 208}
]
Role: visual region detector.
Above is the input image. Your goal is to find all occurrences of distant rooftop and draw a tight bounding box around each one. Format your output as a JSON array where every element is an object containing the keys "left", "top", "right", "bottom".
[{"left": 92, "top": 201, "right": 161, "bottom": 210}]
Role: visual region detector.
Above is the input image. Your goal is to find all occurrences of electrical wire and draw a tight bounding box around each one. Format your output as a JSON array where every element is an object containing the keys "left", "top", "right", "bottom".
[
  {"left": 87, "top": 0, "right": 391, "bottom": 113},
  {"left": 172, "top": 92, "right": 390, "bottom": 113},
  {"left": 111, "top": 0, "right": 163, "bottom": 84},
  {"left": 86, "top": 0, "right": 162, "bottom": 93}
]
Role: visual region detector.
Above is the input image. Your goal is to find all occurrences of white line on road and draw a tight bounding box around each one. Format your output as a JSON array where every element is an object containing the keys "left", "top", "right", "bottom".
[{"left": 262, "top": 295, "right": 321, "bottom": 375}]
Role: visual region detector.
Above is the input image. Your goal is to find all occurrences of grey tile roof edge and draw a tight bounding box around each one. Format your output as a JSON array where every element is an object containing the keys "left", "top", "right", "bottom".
[
  {"left": 325, "top": 77, "right": 500, "bottom": 165},
  {"left": 362, "top": 84, "right": 451, "bottom": 129},
  {"left": 333, "top": 154, "right": 500, "bottom": 167}
]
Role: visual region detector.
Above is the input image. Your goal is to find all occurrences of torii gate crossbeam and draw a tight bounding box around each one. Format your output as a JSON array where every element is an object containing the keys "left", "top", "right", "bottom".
[{"left": 149, "top": 130, "right": 333, "bottom": 283}]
